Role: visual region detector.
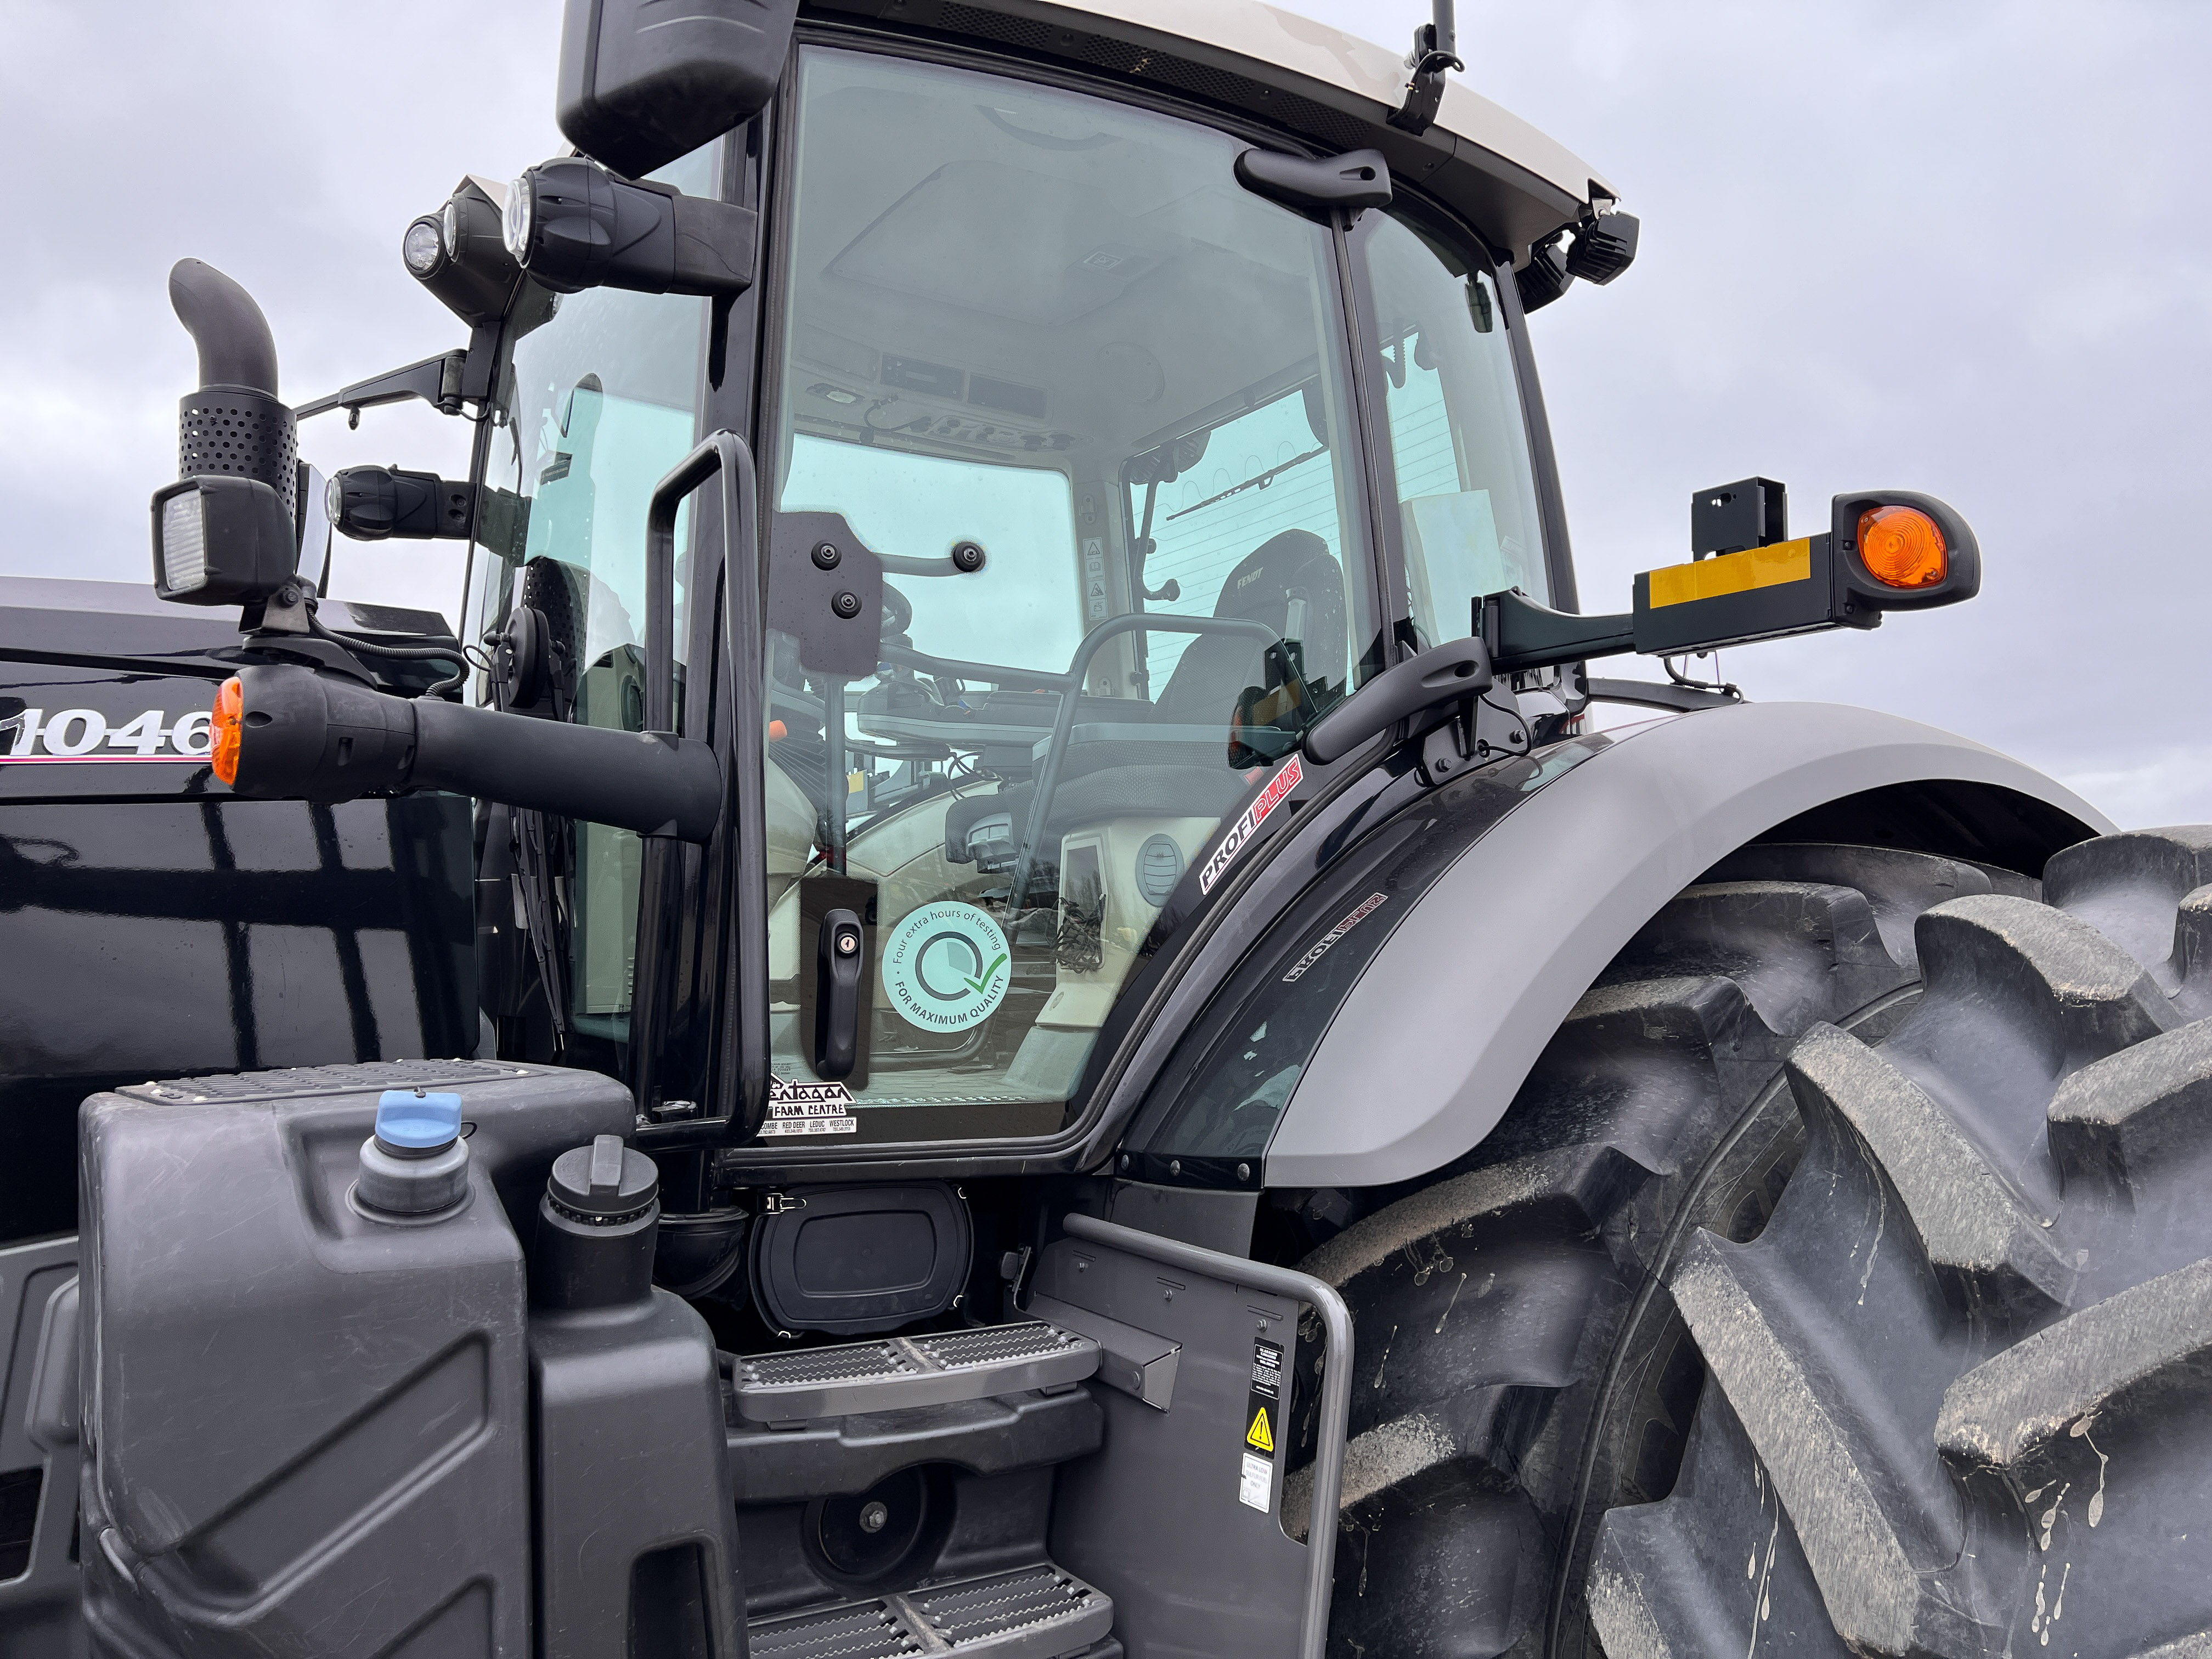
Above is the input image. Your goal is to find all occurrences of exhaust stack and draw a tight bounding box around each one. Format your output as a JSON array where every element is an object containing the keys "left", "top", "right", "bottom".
[{"left": 168, "top": 258, "right": 296, "bottom": 522}]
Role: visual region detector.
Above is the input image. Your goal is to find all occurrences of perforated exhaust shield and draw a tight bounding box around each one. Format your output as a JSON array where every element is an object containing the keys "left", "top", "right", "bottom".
[{"left": 179, "top": 385, "right": 297, "bottom": 520}]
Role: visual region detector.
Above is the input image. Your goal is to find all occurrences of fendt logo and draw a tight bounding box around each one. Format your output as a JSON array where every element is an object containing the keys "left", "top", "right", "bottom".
[{"left": 0, "top": 707, "right": 212, "bottom": 764}]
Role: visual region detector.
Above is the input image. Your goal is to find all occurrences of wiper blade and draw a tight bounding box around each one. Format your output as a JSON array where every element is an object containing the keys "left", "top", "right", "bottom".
[{"left": 1165, "top": 444, "right": 1327, "bottom": 521}]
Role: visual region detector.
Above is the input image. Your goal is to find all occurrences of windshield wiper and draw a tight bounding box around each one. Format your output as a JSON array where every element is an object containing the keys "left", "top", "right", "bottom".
[{"left": 1165, "top": 444, "right": 1327, "bottom": 521}]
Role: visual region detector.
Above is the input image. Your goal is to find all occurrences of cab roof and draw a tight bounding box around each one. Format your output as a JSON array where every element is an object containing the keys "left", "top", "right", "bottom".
[{"left": 812, "top": 0, "right": 1617, "bottom": 265}]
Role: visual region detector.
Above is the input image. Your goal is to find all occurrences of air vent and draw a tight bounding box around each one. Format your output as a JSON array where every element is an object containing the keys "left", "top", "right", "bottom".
[{"left": 1136, "top": 834, "right": 1184, "bottom": 905}]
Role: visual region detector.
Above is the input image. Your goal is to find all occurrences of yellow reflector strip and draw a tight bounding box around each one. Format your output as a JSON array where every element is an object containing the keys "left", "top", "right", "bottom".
[{"left": 1646, "top": 538, "right": 1813, "bottom": 608}]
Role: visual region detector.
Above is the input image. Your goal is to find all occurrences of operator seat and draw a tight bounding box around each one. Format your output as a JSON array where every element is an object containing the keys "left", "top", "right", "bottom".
[
  {"left": 942, "top": 528, "right": 1348, "bottom": 870},
  {"left": 1151, "top": 528, "right": 1347, "bottom": 728}
]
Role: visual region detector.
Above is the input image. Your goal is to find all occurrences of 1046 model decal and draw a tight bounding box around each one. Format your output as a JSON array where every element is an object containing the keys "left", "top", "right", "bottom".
[{"left": 1, "top": 707, "right": 215, "bottom": 763}]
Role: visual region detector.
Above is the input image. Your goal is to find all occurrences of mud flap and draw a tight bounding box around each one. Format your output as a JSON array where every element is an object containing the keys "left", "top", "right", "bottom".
[{"left": 1030, "top": 1214, "right": 1351, "bottom": 1659}]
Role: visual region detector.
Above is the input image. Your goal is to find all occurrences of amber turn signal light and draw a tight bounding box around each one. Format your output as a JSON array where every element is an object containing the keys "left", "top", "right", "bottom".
[
  {"left": 211, "top": 676, "right": 244, "bottom": 786},
  {"left": 1857, "top": 505, "right": 1947, "bottom": 588}
]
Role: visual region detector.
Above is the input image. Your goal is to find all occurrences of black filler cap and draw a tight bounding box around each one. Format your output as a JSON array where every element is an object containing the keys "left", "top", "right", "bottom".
[{"left": 547, "top": 1133, "right": 658, "bottom": 1225}]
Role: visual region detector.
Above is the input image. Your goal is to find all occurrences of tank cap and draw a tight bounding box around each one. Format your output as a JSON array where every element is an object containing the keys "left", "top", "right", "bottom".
[
  {"left": 375, "top": 1090, "right": 462, "bottom": 1150},
  {"left": 548, "top": 1133, "right": 659, "bottom": 1223}
]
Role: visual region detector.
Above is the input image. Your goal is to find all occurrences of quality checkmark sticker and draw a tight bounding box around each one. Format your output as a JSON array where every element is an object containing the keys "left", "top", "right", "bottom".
[
  {"left": 962, "top": 952, "right": 1009, "bottom": 998},
  {"left": 883, "top": 901, "right": 1014, "bottom": 1034}
]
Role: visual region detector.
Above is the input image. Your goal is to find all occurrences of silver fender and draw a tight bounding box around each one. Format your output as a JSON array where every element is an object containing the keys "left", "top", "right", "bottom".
[{"left": 1262, "top": 702, "right": 2112, "bottom": 1189}]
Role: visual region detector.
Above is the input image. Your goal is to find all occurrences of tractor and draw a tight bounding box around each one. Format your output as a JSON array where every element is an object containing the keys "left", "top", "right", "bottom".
[{"left": 4, "top": 2, "right": 2207, "bottom": 1655}]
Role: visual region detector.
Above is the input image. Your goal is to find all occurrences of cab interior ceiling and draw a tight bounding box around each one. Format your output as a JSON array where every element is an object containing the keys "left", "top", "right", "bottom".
[{"left": 785, "top": 78, "right": 1361, "bottom": 481}]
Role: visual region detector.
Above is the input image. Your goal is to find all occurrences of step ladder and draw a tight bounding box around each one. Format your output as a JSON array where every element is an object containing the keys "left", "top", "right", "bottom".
[
  {"left": 731, "top": 1320, "right": 1099, "bottom": 1423},
  {"left": 747, "top": 1563, "right": 1114, "bottom": 1659}
]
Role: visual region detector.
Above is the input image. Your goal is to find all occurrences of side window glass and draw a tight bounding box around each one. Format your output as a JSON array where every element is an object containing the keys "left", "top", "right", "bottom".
[
  {"left": 470, "top": 146, "right": 715, "bottom": 1051},
  {"left": 1357, "top": 214, "right": 1549, "bottom": 644},
  {"left": 1129, "top": 388, "right": 1351, "bottom": 708}
]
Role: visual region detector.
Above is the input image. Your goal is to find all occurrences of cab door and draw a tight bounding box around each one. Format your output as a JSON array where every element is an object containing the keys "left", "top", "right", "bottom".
[{"left": 742, "top": 41, "right": 1387, "bottom": 1156}]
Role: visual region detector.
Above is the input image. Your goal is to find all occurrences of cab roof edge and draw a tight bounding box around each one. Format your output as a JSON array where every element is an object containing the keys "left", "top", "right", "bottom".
[{"left": 804, "top": 0, "right": 1617, "bottom": 261}]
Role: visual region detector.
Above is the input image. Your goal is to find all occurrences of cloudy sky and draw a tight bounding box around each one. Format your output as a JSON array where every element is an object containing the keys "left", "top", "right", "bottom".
[{"left": 4, "top": 2, "right": 2206, "bottom": 824}]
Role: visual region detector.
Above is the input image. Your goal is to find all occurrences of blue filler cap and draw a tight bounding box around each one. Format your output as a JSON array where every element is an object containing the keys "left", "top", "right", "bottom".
[{"left": 375, "top": 1090, "right": 463, "bottom": 1150}]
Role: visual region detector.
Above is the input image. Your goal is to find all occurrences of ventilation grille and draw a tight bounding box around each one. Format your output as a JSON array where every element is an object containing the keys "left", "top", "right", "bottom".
[{"left": 1135, "top": 834, "right": 1184, "bottom": 906}]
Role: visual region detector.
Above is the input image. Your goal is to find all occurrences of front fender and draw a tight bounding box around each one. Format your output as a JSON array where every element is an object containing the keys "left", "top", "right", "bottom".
[{"left": 1262, "top": 701, "right": 2109, "bottom": 1189}]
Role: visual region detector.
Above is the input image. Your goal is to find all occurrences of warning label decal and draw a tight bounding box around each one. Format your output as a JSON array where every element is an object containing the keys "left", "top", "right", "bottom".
[
  {"left": 758, "top": 1074, "right": 858, "bottom": 1136},
  {"left": 1238, "top": 1336, "right": 1285, "bottom": 1513}
]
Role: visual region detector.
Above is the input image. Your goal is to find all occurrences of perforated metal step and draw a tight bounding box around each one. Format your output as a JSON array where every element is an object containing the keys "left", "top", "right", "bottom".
[
  {"left": 749, "top": 1564, "right": 1113, "bottom": 1659},
  {"left": 732, "top": 1321, "right": 1099, "bottom": 1423}
]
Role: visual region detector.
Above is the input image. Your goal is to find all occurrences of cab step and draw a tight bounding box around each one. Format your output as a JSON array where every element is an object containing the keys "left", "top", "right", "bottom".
[
  {"left": 747, "top": 1562, "right": 1113, "bottom": 1659},
  {"left": 727, "top": 1385, "right": 1103, "bottom": 1504},
  {"left": 732, "top": 1321, "right": 1099, "bottom": 1423}
]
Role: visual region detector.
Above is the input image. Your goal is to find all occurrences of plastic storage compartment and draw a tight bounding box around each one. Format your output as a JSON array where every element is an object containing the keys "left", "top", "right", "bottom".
[
  {"left": 748, "top": 1182, "right": 972, "bottom": 1335},
  {"left": 76, "top": 1059, "right": 631, "bottom": 1659}
]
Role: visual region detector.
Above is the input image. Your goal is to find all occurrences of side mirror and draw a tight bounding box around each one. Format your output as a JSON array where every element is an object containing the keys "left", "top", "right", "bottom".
[{"left": 556, "top": 0, "right": 800, "bottom": 180}]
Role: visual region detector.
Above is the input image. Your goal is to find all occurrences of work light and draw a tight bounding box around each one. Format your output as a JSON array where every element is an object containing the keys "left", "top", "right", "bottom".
[{"left": 150, "top": 476, "right": 298, "bottom": 605}]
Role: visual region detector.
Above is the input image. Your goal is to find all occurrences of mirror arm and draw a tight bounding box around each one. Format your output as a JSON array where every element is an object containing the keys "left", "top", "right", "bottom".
[
  {"left": 295, "top": 342, "right": 488, "bottom": 426},
  {"left": 1481, "top": 589, "right": 1635, "bottom": 676}
]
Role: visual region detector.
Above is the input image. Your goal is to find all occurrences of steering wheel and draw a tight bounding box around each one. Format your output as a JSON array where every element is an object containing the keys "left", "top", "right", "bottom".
[{"left": 868, "top": 613, "right": 1308, "bottom": 913}]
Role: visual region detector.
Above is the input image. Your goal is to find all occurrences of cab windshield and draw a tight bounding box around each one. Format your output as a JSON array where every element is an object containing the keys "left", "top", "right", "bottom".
[{"left": 762, "top": 47, "right": 1376, "bottom": 1139}]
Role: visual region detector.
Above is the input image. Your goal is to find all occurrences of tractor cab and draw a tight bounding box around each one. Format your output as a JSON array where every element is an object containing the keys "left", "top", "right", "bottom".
[{"left": 463, "top": 35, "right": 1564, "bottom": 1152}]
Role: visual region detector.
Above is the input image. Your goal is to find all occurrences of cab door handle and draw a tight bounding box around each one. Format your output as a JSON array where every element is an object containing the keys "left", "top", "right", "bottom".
[{"left": 814, "top": 907, "right": 865, "bottom": 1080}]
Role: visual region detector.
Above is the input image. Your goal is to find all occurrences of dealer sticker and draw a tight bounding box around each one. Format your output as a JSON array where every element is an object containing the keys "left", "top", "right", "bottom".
[
  {"left": 881, "top": 901, "right": 1011, "bottom": 1034},
  {"left": 1238, "top": 1336, "right": 1285, "bottom": 1513},
  {"left": 759, "top": 1074, "right": 857, "bottom": 1136},
  {"left": 1199, "top": 754, "right": 1302, "bottom": 895}
]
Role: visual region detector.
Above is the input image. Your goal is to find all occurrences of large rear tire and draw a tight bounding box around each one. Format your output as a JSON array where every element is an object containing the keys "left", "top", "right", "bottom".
[
  {"left": 1294, "top": 830, "right": 2212, "bottom": 1658},
  {"left": 1590, "top": 828, "right": 2212, "bottom": 1657}
]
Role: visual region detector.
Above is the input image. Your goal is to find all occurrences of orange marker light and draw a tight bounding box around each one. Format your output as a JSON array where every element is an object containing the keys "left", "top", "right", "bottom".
[
  {"left": 768, "top": 719, "right": 788, "bottom": 742},
  {"left": 1857, "top": 505, "right": 1948, "bottom": 588},
  {"left": 210, "top": 676, "right": 244, "bottom": 786}
]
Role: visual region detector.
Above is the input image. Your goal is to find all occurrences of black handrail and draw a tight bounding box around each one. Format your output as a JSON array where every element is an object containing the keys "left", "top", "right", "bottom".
[{"left": 632, "top": 432, "right": 768, "bottom": 1142}]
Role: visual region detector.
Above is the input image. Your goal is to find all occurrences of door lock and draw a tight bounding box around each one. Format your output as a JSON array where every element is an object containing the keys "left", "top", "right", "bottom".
[{"left": 813, "top": 906, "right": 866, "bottom": 1080}]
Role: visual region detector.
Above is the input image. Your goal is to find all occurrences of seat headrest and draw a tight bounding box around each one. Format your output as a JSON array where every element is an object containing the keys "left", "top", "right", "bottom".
[{"left": 1214, "top": 529, "right": 1339, "bottom": 622}]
